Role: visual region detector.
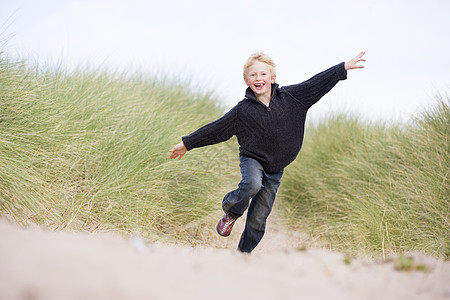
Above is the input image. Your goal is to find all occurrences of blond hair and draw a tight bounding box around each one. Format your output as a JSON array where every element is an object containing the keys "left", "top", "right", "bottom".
[{"left": 243, "top": 51, "right": 276, "bottom": 81}]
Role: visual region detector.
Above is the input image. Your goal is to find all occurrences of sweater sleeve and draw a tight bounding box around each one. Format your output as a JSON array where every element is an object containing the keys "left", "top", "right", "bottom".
[
  {"left": 182, "top": 106, "right": 238, "bottom": 151},
  {"left": 283, "top": 62, "right": 347, "bottom": 109}
]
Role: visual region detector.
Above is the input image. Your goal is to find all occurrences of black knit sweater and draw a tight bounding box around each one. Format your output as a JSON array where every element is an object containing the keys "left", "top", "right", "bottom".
[{"left": 182, "top": 62, "right": 347, "bottom": 173}]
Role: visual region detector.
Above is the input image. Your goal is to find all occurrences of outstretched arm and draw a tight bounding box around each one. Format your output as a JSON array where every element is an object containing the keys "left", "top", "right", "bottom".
[
  {"left": 169, "top": 141, "right": 187, "bottom": 160},
  {"left": 345, "top": 51, "right": 366, "bottom": 70}
]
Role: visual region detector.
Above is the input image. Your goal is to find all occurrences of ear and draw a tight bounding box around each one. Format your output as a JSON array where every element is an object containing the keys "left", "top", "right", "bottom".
[{"left": 271, "top": 74, "right": 276, "bottom": 84}]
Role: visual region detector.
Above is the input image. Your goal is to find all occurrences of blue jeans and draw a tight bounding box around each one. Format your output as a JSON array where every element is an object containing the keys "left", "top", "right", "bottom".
[{"left": 222, "top": 156, "right": 283, "bottom": 253}]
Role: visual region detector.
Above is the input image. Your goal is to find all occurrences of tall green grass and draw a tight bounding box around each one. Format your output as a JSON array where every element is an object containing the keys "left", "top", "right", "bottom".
[
  {"left": 278, "top": 98, "right": 449, "bottom": 258},
  {"left": 0, "top": 57, "right": 239, "bottom": 242}
]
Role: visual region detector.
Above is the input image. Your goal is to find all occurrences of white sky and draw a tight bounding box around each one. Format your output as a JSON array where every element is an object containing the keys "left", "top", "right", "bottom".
[{"left": 1, "top": 0, "right": 450, "bottom": 123}]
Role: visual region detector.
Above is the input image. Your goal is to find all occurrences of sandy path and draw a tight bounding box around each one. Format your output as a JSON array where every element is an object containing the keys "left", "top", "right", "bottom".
[
  {"left": 210, "top": 210, "right": 309, "bottom": 254},
  {"left": 0, "top": 218, "right": 449, "bottom": 300}
]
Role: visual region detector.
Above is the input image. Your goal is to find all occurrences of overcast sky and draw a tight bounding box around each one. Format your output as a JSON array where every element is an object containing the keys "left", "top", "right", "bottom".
[{"left": 2, "top": 0, "right": 449, "bottom": 123}]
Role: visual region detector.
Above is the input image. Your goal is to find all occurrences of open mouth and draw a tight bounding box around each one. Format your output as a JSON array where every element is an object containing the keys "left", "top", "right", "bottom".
[{"left": 254, "top": 82, "right": 265, "bottom": 89}]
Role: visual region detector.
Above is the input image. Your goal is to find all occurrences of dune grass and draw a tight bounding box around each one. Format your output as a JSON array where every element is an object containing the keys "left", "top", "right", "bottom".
[
  {"left": 0, "top": 57, "right": 240, "bottom": 242},
  {"left": 278, "top": 98, "right": 449, "bottom": 259}
]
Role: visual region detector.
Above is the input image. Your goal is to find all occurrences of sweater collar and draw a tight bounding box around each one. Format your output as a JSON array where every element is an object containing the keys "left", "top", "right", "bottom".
[{"left": 244, "top": 83, "right": 279, "bottom": 103}]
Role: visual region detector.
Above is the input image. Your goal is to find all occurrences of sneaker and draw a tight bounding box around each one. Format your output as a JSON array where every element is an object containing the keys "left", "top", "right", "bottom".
[{"left": 216, "top": 214, "right": 237, "bottom": 237}]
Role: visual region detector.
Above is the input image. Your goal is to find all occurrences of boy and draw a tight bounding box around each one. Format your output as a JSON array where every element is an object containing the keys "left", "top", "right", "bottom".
[{"left": 169, "top": 51, "right": 366, "bottom": 253}]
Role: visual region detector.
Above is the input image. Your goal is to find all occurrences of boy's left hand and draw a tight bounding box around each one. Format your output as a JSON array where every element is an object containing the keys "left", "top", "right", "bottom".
[{"left": 345, "top": 51, "right": 366, "bottom": 70}]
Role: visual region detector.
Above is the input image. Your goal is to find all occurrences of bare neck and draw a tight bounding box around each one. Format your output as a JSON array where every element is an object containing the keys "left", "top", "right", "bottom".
[{"left": 256, "top": 93, "right": 271, "bottom": 106}]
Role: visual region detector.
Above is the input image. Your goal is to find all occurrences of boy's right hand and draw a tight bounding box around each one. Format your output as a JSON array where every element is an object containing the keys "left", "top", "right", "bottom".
[{"left": 168, "top": 141, "right": 187, "bottom": 160}]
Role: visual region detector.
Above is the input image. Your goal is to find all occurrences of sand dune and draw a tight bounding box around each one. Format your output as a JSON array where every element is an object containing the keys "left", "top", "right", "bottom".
[{"left": 0, "top": 219, "right": 449, "bottom": 300}]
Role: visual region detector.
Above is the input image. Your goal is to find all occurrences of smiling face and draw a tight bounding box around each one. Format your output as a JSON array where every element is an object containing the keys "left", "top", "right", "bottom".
[{"left": 244, "top": 60, "right": 276, "bottom": 101}]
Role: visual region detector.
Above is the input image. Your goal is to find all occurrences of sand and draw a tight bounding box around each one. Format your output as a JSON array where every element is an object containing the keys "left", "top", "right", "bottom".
[{"left": 0, "top": 218, "right": 449, "bottom": 300}]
